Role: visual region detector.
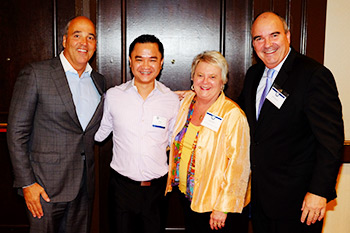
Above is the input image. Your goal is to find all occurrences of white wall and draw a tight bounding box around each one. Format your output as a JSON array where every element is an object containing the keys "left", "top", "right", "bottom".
[
  {"left": 324, "top": 0, "right": 350, "bottom": 140},
  {"left": 323, "top": 0, "right": 350, "bottom": 232}
]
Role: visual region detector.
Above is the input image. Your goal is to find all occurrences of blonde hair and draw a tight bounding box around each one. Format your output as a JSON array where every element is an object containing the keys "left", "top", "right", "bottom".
[{"left": 191, "top": 50, "right": 228, "bottom": 84}]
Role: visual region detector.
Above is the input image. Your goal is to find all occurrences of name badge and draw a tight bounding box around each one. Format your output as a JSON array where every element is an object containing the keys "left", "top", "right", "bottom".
[
  {"left": 266, "top": 85, "right": 288, "bottom": 109},
  {"left": 152, "top": 116, "right": 167, "bottom": 129},
  {"left": 201, "top": 112, "right": 223, "bottom": 132}
]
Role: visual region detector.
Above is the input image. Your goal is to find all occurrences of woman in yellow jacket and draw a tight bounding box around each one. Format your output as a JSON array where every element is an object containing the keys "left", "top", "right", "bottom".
[{"left": 165, "top": 51, "right": 251, "bottom": 233}]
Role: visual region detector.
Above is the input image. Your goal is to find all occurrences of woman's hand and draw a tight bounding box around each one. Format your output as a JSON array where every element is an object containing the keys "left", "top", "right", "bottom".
[{"left": 209, "top": 210, "right": 227, "bottom": 230}]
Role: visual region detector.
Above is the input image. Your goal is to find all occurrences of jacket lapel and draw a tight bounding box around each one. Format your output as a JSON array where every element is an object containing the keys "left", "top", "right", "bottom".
[
  {"left": 255, "top": 48, "right": 297, "bottom": 130},
  {"left": 85, "top": 71, "right": 105, "bottom": 131},
  {"left": 91, "top": 70, "right": 105, "bottom": 95},
  {"left": 249, "top": 64, "right": 265, "bottom": 132},
  {"left": 272, "top": 49, "right": 297, "bottom": 89},
  {"left": 50, "top": 58, "right": 82, "bottom": 129}
]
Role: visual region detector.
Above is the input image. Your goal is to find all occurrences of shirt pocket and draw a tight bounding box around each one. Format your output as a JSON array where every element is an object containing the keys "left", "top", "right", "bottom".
[{"left": 146, "top": 107, "right": 170, "bottom": 143}]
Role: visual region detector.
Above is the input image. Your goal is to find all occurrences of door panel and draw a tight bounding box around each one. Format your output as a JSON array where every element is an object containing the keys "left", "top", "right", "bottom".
[
  {"left": 97, "top": 0, "right": 123, "bottom": 87},
  {"left": 225, "top": 0, "right": 253, "bottom": 99},
  {"left": 0, "top": 0, "right": 53, "bottom": 123},
  {"left": 126, "top": 0, "right": 222, "bottom": 91}
]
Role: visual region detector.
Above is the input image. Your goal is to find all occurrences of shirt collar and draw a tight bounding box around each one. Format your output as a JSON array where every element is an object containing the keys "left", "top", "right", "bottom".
[
  {"left": 125, "top": 78, "right": 166, "bottom": 94},
  {"left": 59, "top": 51, "right": 92, "bottom": 75}
]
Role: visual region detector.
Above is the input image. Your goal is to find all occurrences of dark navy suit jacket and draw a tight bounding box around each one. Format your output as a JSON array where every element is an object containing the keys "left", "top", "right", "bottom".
[{"left": 238, "top": 48, "right": 344, "bottom": 219}]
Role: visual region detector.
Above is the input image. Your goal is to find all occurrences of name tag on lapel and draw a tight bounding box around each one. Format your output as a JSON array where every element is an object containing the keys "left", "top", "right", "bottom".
[{"left": 266, "top": 84, "right": 289, "bottom": 109}]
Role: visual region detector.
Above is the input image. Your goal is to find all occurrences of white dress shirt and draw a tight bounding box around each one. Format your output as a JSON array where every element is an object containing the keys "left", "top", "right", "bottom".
[
  {"left": 95, "top": 79, "right": 179, "bottom": 181},
  {"left": 255, "top": 48, "right": 291, "bottom": 119}
]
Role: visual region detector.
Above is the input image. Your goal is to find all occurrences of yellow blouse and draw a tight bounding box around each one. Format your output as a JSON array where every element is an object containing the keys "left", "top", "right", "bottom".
[
  {"left": 179, "top": 122, "right": 200, "bottom": 194},
  {"left": 166, "top": 91, "right": 251, "bottom": 213}
]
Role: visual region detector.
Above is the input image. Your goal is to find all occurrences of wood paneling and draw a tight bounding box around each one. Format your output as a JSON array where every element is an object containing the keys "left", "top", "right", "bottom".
[
  {"left": 98, "top": 0, "right": 224, "bottom": 91},
  {"left": 97, "top": 0, "right": 123, "bottom": 87},
  {"left": 305, "top": 0, "right": 327, "bottom": 64},
  {"left": 0, "top": 0, "right": 333, "bottom": 232},
  {"left": 252, "top": 0, "right": 327, "bottom": 64},
  {"left": 0, "top": 133, "right": 29, "bottom": 232},
  {"left": 0, "top": 0, "right": 52, "bottom": 123},
  {"left": 0, "top": 0, "right": 76, "bottom": 232},
  {"left": 0, "top": 0, "right": 55, "bottom": 231},
  {"left": 225, "top": 0, "right": 253, "bottom": 99}
]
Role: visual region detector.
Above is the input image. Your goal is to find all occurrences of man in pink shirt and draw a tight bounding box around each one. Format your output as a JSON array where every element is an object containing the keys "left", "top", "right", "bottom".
[{"left": 95, "top": 34, "right": 179, "bottom": 233}]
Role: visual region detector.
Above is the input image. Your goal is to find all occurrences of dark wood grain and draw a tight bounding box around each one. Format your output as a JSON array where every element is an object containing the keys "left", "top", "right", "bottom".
[{"left": 0, "top": 0, "right": 331, "bottom": 232}]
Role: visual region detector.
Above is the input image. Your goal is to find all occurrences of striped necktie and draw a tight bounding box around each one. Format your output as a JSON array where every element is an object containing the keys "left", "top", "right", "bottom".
[{"left": 257, "top": 69, "right": 275, "bottom": 118}]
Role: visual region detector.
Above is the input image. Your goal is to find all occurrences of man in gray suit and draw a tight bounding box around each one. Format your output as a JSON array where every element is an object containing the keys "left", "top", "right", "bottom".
[{"left": 7, "top": 16, "right": 106, "bottom": 233}]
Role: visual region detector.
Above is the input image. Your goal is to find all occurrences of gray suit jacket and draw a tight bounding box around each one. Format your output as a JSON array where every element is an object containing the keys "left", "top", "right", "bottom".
[{"left": 7, "top": 57, "right": 106, "bottom": 202}]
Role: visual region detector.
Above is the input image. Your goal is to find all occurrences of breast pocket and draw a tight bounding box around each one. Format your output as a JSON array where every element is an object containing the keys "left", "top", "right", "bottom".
[{"left": 146, "top": 108, "right": 171, "bottom": 143}]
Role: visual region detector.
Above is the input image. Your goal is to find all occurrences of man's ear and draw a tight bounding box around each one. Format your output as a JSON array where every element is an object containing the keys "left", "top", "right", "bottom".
[
  {"left": 62, "top": 35, "right": 67, "bottom": 48},
  {"left": 286, "top": 31, "right": 291, "bottom": 44}
]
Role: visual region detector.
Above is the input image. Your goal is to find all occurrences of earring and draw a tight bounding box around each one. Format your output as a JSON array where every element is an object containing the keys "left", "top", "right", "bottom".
[
  {"left": 221, "top": 85, "right": 225, "bottom": 91},
  {"left": 191, "top": 85, "right": 194, "bottom": 90}
]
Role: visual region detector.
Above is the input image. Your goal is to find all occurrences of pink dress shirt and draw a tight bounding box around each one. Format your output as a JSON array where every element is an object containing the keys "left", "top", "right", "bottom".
[{"left": 95, "top": 79, "right": 179, "bottom": 181}]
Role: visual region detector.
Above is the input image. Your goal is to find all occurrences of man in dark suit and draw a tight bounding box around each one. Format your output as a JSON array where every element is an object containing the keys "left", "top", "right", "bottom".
[
  {"left": 238, "top": 12, "right": 344, "bottom": 233},
  {"left": 7, "top": 16, "right": 106, "bottom": 233}
]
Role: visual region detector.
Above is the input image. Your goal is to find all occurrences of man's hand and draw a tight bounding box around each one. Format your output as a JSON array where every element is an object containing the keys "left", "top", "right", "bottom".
[
  {"left": 301, "top": 192, "right": 327, "bottom": 225},
  {"left": 23, "top": 183, "right": 50, "bottom": 218},
  {"left": 174, "top": 91, "right": 186, "bottom": 101},
  {"left": 209, "top": 210, "right": 227, "bottom": 230}
]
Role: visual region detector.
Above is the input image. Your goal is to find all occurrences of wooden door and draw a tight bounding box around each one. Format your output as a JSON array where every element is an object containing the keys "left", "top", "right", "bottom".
[{"left": 98, "top": 0, "right": 252, "bottom": 100}]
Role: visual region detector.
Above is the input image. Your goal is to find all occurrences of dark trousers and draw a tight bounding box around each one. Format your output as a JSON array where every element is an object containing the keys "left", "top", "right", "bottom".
[
  {"left": 27, "top": 173, "right": 92, "bottom": 233},
  {"left": 177, "top": 187, "right": 249, "bottom": 233},
  {"left": 109, "top": 169, "right": 168, "bottom": 233},
  {"left": 251, "top": 200, "right": 323, "bottom": 233}
]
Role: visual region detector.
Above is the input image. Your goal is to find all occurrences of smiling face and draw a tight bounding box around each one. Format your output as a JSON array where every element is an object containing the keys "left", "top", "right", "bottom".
[
  {"left": 251, "top": 12, "right": 290, "bottom": 69},
  {"left": 63, "top": 16, "right": 96, "bottom": 76},
  {"left": 193, "top": 61, "right": 223, "bottom": 104},
  {"left": 129, "top": 42, "right": 164, "bottom": 87}
]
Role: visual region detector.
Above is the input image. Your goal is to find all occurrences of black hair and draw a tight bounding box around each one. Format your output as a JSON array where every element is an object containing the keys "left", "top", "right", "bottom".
[{"left": 128, "top": 34, "right": 164, "bottom": 59}]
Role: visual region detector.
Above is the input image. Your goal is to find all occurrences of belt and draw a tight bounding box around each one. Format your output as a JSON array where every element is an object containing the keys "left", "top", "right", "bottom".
[{"left": 111, "top": 169, "right": 167, "bottom": 187}]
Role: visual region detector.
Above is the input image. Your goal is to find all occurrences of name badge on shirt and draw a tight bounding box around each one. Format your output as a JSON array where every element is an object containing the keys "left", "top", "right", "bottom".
[
  {"left": 152, "top": 116, "right": 167, "bottom": 129},
  {"left": 266, "top": 84, "right": 289, "bottom": 109},
  {"left": 201, "top": 112, "right": 223, "bottom": 132}
]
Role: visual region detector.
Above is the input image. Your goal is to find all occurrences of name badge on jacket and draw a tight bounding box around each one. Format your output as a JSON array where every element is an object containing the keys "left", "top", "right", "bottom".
[
  {"left": 266, "top": 83, "right": 289, "bottom": 109},
  {"left": 201, "top": 112, "right": 222, "bottom": 132}
]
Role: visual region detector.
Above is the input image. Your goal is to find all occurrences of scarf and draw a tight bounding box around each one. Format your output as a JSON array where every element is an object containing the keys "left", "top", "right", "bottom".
[{"left": 171, "top": 97, "right": 199, "bottom": 201}]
